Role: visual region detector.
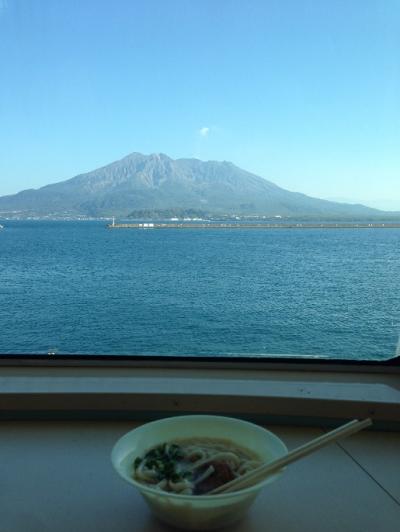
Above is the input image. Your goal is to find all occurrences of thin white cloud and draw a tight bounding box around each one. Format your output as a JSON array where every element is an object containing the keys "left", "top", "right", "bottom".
[{"left": 199, "top": 127, "right": 210, "bottom": 137}]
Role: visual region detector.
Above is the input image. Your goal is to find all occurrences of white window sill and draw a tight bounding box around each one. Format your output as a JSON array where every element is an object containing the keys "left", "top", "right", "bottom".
[
  {"left": 1, "top": 362, "right": 399, "bottom": 427},
  {"left": 1, "top": 361, "right": 399, "bottom": 530}
]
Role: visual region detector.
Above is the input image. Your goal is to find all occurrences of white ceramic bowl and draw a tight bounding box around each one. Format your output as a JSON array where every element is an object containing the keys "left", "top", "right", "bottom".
[{"left": 111, "top": 415, "right": 287, "bottom": 531}]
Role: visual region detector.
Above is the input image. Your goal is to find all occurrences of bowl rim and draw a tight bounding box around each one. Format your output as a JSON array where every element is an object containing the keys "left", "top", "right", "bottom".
[{"left": 111, "top": 414, "right": 288, "bottom": 500}]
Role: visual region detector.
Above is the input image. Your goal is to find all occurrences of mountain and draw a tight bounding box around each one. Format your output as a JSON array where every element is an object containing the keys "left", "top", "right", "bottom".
[{"left": 0, "top": 152, "right": 383, "bottom": 218}]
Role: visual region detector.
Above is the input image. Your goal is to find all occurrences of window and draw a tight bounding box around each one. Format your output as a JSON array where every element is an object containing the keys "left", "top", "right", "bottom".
[{"left": 0, "top": 1, "right": 399, "bottom": 364}]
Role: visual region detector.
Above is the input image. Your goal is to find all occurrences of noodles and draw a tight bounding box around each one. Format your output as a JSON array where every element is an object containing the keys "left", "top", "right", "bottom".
[{"left": 132, "top": 438, "right": 262, "bottom": 495}]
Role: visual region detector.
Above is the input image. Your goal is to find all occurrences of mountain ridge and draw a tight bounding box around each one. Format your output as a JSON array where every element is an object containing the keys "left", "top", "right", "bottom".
[{"left": 0, "top": 152, "right": 384, "bottom": 218}]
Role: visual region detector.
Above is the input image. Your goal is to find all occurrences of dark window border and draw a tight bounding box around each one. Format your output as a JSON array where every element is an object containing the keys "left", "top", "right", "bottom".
[{"left": 0, "top": 353, "right": 399, "bottom": 372}]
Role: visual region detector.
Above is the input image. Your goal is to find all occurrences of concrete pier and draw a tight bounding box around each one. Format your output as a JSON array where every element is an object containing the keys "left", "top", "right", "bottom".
[{"left": 107, "top": 222, "right": 400, "bottom": 229}]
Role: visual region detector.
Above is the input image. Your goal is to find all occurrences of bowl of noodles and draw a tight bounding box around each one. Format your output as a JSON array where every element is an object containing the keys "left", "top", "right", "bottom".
[{"left": 111, "top": 415, "right": 287, "bottom": 531}]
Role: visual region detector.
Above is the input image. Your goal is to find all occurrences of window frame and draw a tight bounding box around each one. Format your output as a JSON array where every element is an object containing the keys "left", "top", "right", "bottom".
[{"left": 1, "top": 354, "right": 399, "bottom": 429}]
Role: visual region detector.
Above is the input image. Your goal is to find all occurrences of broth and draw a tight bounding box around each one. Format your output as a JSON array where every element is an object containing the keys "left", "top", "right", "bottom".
[{"left": 133, "top": 437, "right": 262, "bottom": 495}]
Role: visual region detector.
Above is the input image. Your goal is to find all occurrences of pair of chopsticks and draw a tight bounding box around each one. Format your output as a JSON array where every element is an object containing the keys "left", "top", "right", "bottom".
[{"left": 210, "top": 418, "right": 372, "bottom": 495}]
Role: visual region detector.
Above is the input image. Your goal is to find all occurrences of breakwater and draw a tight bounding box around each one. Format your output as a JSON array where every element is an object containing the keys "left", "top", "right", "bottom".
[{"left": 108, "top": 222, "right": 400, "bottom": 229}]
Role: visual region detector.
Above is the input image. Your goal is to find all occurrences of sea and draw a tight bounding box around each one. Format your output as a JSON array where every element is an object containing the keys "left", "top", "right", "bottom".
[{"left": 1, "top": 220, "right": 399, "bottom": 361}]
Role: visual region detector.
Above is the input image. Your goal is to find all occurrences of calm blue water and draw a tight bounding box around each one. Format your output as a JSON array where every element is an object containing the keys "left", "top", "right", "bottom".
[{"left": 0, "top": 220, "right": 399, "bottom": 360}]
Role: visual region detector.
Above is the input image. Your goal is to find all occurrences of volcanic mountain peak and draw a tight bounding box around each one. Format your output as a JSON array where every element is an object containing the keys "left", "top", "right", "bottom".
[{"left": 0, "top": 152, "right": 382, "bottom": 218}]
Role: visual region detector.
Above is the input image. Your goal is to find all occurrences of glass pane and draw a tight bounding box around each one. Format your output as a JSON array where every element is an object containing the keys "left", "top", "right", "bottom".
[{"left": 1, "top": 1, "right": 399, "bottom": 360}]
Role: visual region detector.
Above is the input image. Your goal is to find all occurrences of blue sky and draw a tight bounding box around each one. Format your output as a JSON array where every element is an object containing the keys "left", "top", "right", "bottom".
[{"left": 0, "top": 0, "right": 399, "bottom": 209}]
